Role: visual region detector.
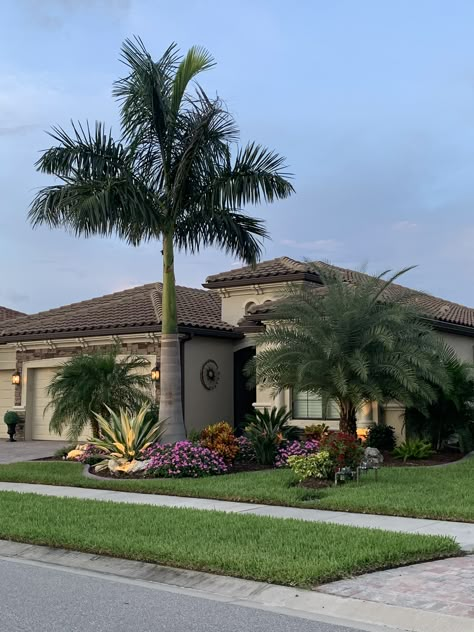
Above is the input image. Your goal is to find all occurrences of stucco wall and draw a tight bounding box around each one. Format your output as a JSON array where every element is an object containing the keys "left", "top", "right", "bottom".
[
  {"left": 183, "top": 336, "right": 234, "bottom": 433},
  {"left": 437, "top": 331, "right": 474, "bottom": 363},
  {"left": 220, "top": 282, "right": 302, "bottom": 326}
]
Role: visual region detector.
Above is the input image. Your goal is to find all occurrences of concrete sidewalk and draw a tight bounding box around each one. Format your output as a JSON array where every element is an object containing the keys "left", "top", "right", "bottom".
[{"left": 0, "top": 480, "right": 472, "bottom": 550}]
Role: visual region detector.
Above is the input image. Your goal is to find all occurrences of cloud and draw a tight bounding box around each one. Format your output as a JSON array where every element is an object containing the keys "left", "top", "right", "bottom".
[
  {"left": 280, "top": 238, "right": 342, "bottom": 252},
  {"left": 391, "top": 221, "right": 418, "bottom": 232},
  {"left": 0, "top": 124, "right": 42, "bottom": 136}
]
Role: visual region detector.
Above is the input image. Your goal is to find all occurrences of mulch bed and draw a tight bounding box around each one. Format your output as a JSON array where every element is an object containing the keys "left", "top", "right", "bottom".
[
  {"left": 89, "top": 460, "right": 270, "bottom": 479},
  {"left": 381, "top": 451, "right": 464, "bottom": 467},
  {"left": 299, "top": 478, "right": 333, "bottom": 489}
]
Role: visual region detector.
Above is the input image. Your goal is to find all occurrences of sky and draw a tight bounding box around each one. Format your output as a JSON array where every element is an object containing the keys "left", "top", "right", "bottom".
[{"left": 2, "top": 0, "right": 474, "bottom": 313}]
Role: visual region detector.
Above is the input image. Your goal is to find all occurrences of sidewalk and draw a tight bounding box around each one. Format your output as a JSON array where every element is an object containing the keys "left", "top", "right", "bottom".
[{"left": 0, "top": 480, "right": 472, "bottom": 550}]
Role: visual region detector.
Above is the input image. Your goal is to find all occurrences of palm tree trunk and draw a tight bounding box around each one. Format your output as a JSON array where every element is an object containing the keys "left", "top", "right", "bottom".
[
  {"left": 339, "top": 402, "right": 357, "bottom": 436},
  {"left": 160, "top": 232, "right": 186, "bottom": 442}
]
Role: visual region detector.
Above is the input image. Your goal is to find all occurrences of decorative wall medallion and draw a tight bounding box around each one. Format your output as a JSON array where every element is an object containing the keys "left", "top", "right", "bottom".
[{"left": 201, "top": 359, "right": 220, "bottom": 390}]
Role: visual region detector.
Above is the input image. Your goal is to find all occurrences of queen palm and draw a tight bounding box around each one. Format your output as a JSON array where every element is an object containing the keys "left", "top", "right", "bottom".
[
  {"left": 28, "top": 38, "right": 293, "bottom": 441},
  {"left": 252, "top": 266, "right": 453, "bottom": 435}
]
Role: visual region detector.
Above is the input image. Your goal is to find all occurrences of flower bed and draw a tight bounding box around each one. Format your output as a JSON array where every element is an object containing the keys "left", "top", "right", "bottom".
[
  {"left": 142, "top": 441, "right": 228, "bottom": 478},
  {"left": 274, "top": 439, "right": 320, "bottom": 467}
]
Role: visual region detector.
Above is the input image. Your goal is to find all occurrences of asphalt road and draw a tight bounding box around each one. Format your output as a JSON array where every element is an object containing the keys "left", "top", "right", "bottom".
[{"left": 0, "top": 558, "right": 366, "bottom": 632}]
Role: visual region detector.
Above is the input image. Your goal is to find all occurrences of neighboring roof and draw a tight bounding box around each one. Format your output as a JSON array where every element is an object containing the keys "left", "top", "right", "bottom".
[
  {"left": 204, "top": 257, "right": 321, "bottom": 288},
  {"left": 0, "top": 306, "right": 26, "bottom": 322},
  {"left": 232, "top": 258, "right": 474, "bottom": 331},
  {"left": 0, "top": 284, "right": 237, "bottom": 342}
]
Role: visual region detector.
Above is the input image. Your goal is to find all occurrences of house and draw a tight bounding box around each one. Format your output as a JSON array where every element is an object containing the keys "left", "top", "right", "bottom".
[{"left": 1, "top": 257, "right": 473, "bottom": 441}]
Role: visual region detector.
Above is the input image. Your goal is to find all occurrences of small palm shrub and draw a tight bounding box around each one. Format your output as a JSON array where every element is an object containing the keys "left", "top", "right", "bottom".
[
  {"left": 89, "top": 405, "right": 164, "bottom": 470},
  {"left": 244, "top": 407, "right": 299, "bottom": 466},
  {"left": 200, "top": 421, "right": 238, "bottom": 463},
  {"left": 47, "top": 349, "right": 152, "bottom": 440},
  {"left": 366, "top": 422, "right": 397, "bottom": 452},
  {"left": 287, "top": 451, "right": 334, "bottom": 481},
  {"left": 392, "top": 439, "right": 433, "bottom": 462},
  {"left": 303, "top": 423, "right": 329, "bottom": 441},
  {"left": 143, "top": 441, "right": 227, "bottom": 478},
  {"left": 320, "top": 432, "right": 364, "bottom": 470},
  {"left": 274, "top": 440, "right": 320, "bottom": 468}
]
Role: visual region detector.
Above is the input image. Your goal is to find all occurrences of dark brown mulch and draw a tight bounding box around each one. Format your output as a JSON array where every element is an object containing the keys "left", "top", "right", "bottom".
[
  {"left": 228, "top": 461, "right": 269, "bottom": 473},
  {"left": 381, "top": 451, "right": 464, "bottom": 467}
]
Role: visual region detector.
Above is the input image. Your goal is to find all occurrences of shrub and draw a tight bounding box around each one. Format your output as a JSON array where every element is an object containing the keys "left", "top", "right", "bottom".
[
  {"left": 234, "top": 436, "right": 256, "bottom": 463},
  {"left": 366, "top": 422, "right": 396, "bottom": 451},
  {"left": 143, "top": 441, "right": 227, "bottom": 478},
  {"left": 75, "top": 444, "right": 108, "bottom": 465},
  {"left": 200, "top": 421, "right": 238, "bottom": 463},
  {"left": 244, "top": 407, "right": 299, "bottom": 466},
  {"left": 54, "top": 444, "right": 75, "bottom": 459},
  {"left": 320, "top": 432, "right": 364, "bottom": 470},
  {"left": 275, "top": 440, "right": 320, "bottom": 468},
  {"left": 3, "top": 411, "right": 20, "bottom": 426},
  {"left": 88, "top": 405, "right": 165, "bottom": 470},
  {"left": 287, "top": 451, "right": 334, "bottom": 481},
  {"left": 186, "top": 428, "right": 201, "bottom": 443},
  {"left": 303, "top": 423, "right": 329, "bottom": 441},
  {"left": 393, "top": 439, "right": 433, "bottom": 462}
]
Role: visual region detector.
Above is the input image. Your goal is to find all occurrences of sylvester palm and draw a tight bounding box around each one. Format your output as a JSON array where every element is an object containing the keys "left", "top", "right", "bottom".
[
  {"left": 29, "top": 38, "right": 294, "bottom": 441},
  {"left": 252, "top": 266, "right": 453, "bottom": 435}
]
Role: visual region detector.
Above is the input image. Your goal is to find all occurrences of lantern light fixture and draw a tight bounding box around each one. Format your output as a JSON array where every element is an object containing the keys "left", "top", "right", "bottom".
[
  {"left": 11, "top": 371, "right": 21, "bottom": 386},
  {"left": 151, "top": 363, "right": 160, "bottom": 383}
]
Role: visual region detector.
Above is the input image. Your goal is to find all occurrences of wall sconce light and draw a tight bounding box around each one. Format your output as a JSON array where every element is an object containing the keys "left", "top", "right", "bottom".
[
  {"left": 151, "top": 363, "right": 160, "bottom": 382},
  {"left": 11, "top": 371, "right": 21, "bottom": 386}
]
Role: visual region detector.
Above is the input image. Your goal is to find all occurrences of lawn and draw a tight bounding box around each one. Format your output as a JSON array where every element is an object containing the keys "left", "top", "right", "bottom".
[
  {"left": 0, "top": 458, "right": 472, "bottom": 521},
  {"left": 0, "top": 491, "right": 459, "bottom": 587}
]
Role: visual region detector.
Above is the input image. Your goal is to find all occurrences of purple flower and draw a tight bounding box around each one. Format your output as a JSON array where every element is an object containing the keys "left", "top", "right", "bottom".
[
  {"left": 143, "top": 441, "right": 227, "bottom": 478},
  {"left": 275, "top": 440, "right": 320, "bottom": 468}
]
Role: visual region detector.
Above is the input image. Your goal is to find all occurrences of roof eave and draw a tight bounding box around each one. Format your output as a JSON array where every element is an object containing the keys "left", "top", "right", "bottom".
[
  {"left": 203, "top": 271, "right": 322, "bottom": 289},
  {"left": 0, "top": 323, "right": 241, "bottom": 344}
]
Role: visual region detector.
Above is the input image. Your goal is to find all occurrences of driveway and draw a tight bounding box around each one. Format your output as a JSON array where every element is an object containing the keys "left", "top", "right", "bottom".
[{"left": 0, "top": 441, "right": 66, "bottom": 464}]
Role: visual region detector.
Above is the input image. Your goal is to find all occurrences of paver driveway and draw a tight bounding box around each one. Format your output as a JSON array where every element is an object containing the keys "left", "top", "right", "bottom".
[
  {"left": 0, "top": 441, "right": 66, "bottom": 464},
  {"left": 319, "top": 555, "right": 474, "bottom": 619}
]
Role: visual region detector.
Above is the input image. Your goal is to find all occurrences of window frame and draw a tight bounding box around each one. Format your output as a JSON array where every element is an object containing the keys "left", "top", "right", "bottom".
[{"left": 291, "top": 390, "right": 340, "bottom": 420}]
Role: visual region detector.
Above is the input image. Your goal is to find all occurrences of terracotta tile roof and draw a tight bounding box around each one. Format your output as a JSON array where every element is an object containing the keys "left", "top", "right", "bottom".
[
  {"left": 204, "top": 257, "right": 321, "bottom": 287},
  {"left": 0, "top": 306, "right": 26, "bottom": 322},
  {"left": 0, "top": 284, "right": 235, "bottom": 341},
  {"left": 223, "top": 257, "right": 474, "bottom": 330}
]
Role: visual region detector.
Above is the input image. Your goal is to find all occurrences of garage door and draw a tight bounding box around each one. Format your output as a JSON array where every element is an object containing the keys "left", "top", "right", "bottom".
[
  {"left": 29, "top": 367, "right": 89, "bottom": 441},
  {"left": 0, "top": 370, "right": 15, "bottom": 427}
]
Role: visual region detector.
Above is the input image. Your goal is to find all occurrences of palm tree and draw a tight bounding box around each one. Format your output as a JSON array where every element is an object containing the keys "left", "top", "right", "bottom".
[
  {"left": 47, "top": 349, "right": 152, "bottom": 440},
  {"left": 28, "top": 38, "right": 294, "bottom": 442},
  {"left": 252, "top": 266, "right": 453, "bottom": 435}
]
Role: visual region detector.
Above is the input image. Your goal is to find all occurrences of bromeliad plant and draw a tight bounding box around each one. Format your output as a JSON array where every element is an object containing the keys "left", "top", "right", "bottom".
[
  {"left": 89, "top": 405, "right": 165, "bottom": 471},
  {"left": 392, "top": 439, "right": 433, "bottom": 462},
  {"left": 244, "top": 407, "right": 299, "bottom": 466}
]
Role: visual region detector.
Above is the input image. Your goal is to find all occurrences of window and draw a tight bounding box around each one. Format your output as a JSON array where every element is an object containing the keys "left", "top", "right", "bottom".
[
  {"left": 292, "top": 391, "right": 339, "bottom": 420},
  {"left": 244, "top": 301, "right": 256, "bottom": 314}
]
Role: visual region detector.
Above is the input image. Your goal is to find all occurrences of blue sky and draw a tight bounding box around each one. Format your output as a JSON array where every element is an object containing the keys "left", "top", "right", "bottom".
[{"left": 2, "top": 0, "right": 474, "bottom": 312}]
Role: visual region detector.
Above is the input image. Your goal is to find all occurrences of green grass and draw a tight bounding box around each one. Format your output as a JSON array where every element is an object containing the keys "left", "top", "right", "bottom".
[
  {"left": 0, "top": 457, "right": 472, "bottom": 521},
  {"left": 0, "top": 491, "right": 459, "bottom": 587}
]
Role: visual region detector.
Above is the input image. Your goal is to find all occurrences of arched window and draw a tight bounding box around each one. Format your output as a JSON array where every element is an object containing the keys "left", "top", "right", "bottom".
[{"left": 244, "top": 301, "right": 256, "bottom": 314}]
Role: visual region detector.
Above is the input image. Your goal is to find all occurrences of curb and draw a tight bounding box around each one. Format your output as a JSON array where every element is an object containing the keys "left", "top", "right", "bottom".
[{"left": 0, "top": 539, "right": 470, "bottom": 632}]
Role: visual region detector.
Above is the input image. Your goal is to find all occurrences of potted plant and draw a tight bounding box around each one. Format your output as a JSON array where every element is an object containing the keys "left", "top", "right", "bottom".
[{"left": 4, "top": 411, "right": 20, "bottom": 442}]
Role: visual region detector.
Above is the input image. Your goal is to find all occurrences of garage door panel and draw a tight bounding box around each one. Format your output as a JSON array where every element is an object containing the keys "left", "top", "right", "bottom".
[{"left": 0, "top": 371, "right": 15, "bottom": 427}]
